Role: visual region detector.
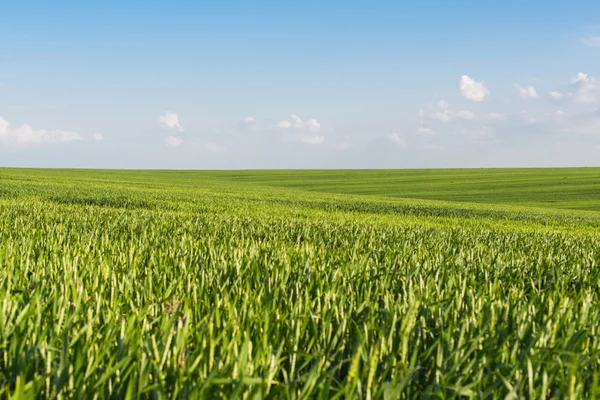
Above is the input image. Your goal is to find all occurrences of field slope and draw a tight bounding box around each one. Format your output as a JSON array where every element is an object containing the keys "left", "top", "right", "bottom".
[{"left": 1, "top": 168, "right": 600, "bottom": 398}]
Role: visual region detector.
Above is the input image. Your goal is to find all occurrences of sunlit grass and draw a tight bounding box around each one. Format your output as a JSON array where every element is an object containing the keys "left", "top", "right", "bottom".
[{"left": 1, "top": 168, "right": 600, "bottom": 398}]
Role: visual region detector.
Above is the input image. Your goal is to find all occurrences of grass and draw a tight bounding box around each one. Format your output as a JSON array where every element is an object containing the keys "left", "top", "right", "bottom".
[{"left": 1, "top": 167, "right": 600, "bottom": 398}]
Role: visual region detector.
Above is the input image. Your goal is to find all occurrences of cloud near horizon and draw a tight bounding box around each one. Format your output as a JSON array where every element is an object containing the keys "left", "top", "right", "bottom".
[
  {"left": 0, "top": 115, "right": 101, "bottom": 146},
  {"left": 5, "top": 70, "right": 600, "bottom": 167},
  {"left": 277, "top": 114, "right": 324, "bottom": 145},
  {"left": 159, "top": 111, "right": 184, "bottom": 147},
  {"left": 165, "top": 135, "right": 183, "bottom": 147},
  {"left": 406, "top": 71, "right": 600, "bottom": 155}
]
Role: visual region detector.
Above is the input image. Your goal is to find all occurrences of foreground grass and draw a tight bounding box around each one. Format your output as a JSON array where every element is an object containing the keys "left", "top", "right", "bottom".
[{"left": 1, "top": 168, "right": 600, "bottom": 398}]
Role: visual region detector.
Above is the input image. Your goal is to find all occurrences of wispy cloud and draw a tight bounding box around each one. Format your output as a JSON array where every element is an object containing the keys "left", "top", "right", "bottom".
[
  {"left": 417, "top": 126, "right": 434, "bottom": 135},
  {"left": 515, "top": 84, "right": 538, "bottom": 99},
  {"left": 581, "top": 35, "right": 600, "bottom": 47},
  {"left": 388, "top": 132, "right": 408, "bottom": 148},
  {"left": 422, "top": 101, "right": 476, "bottom": 123},
  {"left": 299, "top": 135, "right": 325, "bottom": 145},
  {"left": 165, "top": 135, "right": 183, "bottom": 147}
]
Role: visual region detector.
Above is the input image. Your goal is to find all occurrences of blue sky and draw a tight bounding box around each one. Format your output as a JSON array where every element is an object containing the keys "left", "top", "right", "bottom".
[{"left": 2, "top": 0, "right": 600, "bottom": 168}]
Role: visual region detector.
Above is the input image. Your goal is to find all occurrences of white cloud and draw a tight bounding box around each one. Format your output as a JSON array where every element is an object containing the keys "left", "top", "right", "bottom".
[
  {"left": 92, "top": 132, "right": 104, "bottom": 141},
  {"left": 550, "top": 91, "right": 564, "bottom": 101},
  {"left": 459, "top": 75, "right": 490, "bottom": 102},
  {"left": 276, "top": 114, "right": 325, "bottom": 145},
  {"left": 307, "top": 119, "right": 321, "bottom": 132},
  {"left": 417, "top": 126, "right": 434, "bottom": 135},
  {"left": 569, "top": 72, "right": 599, "bottom": 103},
  {"left": 572, "top": 72, "right": 588, "bottom": 83},
  {"left": 547, "top": 73, "right": 599, "bottom": 105},
  {"left": 159, "top": 111, "right": 183, "bottom": 132},
  {"left": 424, "top": 100, "right": 453, "bottom": 122},
  {"left": 0, "top": 116, "right": 83, "bottom": 146},
  {"left": 165, "top": 135, "right": 183, "bottom": 147},
  {"left": 278, "top": 114, "right": 321, "bottom": 131},
  {"left": 581, "top": 36, "right": 600, "bottom": 47},
  {"left": 412, "top": 72, "right": 600, "bottom": 156},
  {"left": 515, "top": 84, "right": 538, "bottom": 99},
  {"left": 244, "top": 117, "right": 255, "bottom": 125},
  {"left": 388, "top": 132, "right": 408, "bottom": 148},
  {"left": 456, "top": 110, "right": 475, "bottom": 120},
  {"left": 291, "top": 114, "right": 304, "bottom": 129}
]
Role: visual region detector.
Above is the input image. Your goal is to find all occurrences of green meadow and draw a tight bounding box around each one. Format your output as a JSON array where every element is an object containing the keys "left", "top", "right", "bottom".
[{"left": 1, "top": 167, "right": 600, "bottom": 398}]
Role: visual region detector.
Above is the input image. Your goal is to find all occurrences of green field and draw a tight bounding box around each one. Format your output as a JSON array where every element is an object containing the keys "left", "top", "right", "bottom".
[{"left": 1, "top": 167, "right": 600, "bottom": 398}]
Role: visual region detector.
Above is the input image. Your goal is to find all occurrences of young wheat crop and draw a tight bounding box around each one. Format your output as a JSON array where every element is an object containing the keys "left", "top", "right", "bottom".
[{"left": 1, "top": 168, "right": 599, "bottom": 398}]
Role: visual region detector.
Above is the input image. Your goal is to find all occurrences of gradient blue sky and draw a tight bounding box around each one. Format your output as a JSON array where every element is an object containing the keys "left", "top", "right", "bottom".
[{"left": 2, "top": 0, "right": 600, "bottom": 168}]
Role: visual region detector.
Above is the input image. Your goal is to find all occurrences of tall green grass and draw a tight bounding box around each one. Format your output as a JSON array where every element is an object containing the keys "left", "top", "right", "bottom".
[{"left": 1, "top": 168, "right": 600, "bottom": 398}]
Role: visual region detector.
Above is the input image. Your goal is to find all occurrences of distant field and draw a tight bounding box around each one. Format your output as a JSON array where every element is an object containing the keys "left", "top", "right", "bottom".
[
  {"left": 199, "top": 168, "right": 600, "bottom": 211},
  {"left": 1, "top": 167, "right": 600, "bottom": 398},
  {"left": 7, "top": 167, "right": 600, "bottom": 210}
]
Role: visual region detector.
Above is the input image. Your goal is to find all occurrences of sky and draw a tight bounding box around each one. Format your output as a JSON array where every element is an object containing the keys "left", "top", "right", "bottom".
[{"left": 2, "top": 0, "right": 600, "bottom": 169}]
